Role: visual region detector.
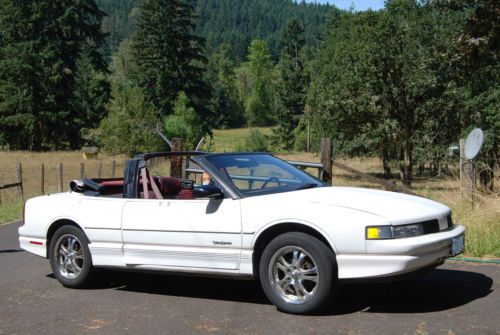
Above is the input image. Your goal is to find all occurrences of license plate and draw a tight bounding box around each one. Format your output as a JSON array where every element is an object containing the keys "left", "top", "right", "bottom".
[{"left": 451, "top": 235, "right": 465, "bottom": 256}]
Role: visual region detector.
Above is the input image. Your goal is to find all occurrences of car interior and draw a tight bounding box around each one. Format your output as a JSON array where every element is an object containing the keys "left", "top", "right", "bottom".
[{"left": 90, "top": 154, "right": 218, "bottom": 200}]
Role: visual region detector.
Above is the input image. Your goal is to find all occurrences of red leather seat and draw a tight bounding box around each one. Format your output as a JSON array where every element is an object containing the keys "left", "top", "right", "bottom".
[
  {"left": 100, "top": 180, "right": 124, "bottom": 187},
  {"left": 176, "top": 189, "right": 194, "bottom": 200},
  {"left": 159, "top": 177, "right": 181, "bottom": 197}
]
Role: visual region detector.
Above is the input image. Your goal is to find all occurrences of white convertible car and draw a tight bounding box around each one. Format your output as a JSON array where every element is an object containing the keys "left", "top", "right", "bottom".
[{"left": 19, "top": 152, "right": 465, "bottom": 314}]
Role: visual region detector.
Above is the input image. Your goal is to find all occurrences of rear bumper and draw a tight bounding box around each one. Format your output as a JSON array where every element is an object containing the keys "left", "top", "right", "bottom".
[
  {"left": 19, "top": 225, "right": 47, "bottom": 258},
  {"left": 337, "top": 224, "right": 465, "bottom": 280}
]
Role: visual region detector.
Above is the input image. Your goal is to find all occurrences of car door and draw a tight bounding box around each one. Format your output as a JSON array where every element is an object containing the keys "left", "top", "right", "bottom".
[{"left": 121, "top": 197, "right": 242, "bottom": 270}]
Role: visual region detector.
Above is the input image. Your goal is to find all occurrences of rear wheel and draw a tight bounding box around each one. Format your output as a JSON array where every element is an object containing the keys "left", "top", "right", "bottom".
[
  {"left": 259, "top": 232, "right": 337, "bottom": 314},
  {"left": 49, "top": 225, "right": 95, "bottom": 288}
]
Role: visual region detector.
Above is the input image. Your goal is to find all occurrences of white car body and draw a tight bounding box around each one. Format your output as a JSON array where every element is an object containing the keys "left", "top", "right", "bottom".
[{"left": 19, "top": 184, "right": 464, "bottom": 281}]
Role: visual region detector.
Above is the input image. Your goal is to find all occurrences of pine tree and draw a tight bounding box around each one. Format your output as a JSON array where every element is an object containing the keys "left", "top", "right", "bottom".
[
  {"left": 98, "top": 86, "right": 162, "bottom": 156},
  {"left": 245, "top": 39, "right": 275, "bottom": 126},
  {"left": 0, "top": 0, "right": 108, "bottom": 150},
  {"left": 273, "top": 19, "right": 307, "bottom": 150},
  {"left": 164, "top": 91, "right": 205, "bottom": 149},
  {"left": 0, "top": 0, "right": 38, "bottom": 149},
  {"left": 132, "top": 0, "right": 211, "bottom": 126},
  {"left": 72, "top": 49, "right": 111, "bottom": 145},
  {"left": 207, "top": 43, "right": 243, "bottom": 128}
]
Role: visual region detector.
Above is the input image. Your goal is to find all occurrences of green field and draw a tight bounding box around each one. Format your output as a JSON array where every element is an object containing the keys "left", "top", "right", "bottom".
[{"left": 211, "top": 127, "right": 272, "bottom": 152}]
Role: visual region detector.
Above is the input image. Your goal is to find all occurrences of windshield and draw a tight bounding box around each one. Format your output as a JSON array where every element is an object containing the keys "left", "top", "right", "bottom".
[{"left": 204, "top": 154, "right": 324, "bottom": 197}]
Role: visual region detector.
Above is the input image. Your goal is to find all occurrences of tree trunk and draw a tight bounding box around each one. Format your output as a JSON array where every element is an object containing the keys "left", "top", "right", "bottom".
[
  {"left": 382, "top": 146, "right": 392, "bottom": 179},
  {"left": 399, "top": 140, "right": 413, "bottom": 186},
  {"left": 32, "top": 120, "right": 43, "bottom": 151},
  {"left": 403, "top": 149, "right": 413, "bottom": 186},
  {"left": 478, "top": 162, "right": 494, "bottom": 192},
  {"left": 430, "top": 161, "right": 438, "bottom": 176},
  {"left": 417, "top": 162, "right": 424, "bottom": 177}
]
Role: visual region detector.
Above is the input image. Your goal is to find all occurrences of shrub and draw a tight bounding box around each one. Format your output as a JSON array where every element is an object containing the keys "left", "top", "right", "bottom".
[
  {"left": 236, "top": 128, "right": 270, "bottom": 152},
  {"left": 164, "top": 92, "right": 205, "bottom": 150},
  {"left": 97, "top": 86, "right": 163, "bottom": 156}
]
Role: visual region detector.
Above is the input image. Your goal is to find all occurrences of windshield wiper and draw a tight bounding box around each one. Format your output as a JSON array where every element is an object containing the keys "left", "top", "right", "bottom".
[{"left": 295, "top": 183, "right": 319, "bottom": 191}]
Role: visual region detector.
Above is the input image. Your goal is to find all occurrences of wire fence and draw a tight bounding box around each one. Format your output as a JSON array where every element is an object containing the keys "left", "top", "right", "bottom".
[{"left": 0, "top": 160, "right": 128, "bottom": 204}]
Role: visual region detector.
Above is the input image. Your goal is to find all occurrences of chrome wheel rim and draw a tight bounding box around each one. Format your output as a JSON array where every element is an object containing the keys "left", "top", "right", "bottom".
[
  {"left": 268, "top": 246, "right": 319, "bottom": 304},
  {"left": 54, "top": 234, "right": 84, "bottom": 279}
]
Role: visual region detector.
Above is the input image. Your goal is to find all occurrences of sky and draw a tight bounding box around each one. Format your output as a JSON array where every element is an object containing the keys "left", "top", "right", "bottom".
[{"left": 305, "top": 0, "right": 385, "bottom": 11}]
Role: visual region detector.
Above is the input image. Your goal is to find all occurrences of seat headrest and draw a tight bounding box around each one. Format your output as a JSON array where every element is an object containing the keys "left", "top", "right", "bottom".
[{"left": 159, "top": 177, "right": 181, "bottom": 196}]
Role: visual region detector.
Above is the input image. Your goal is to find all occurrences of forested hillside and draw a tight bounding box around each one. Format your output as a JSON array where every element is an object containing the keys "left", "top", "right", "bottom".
[
  {"left": 97, "top": 0, "right": 138, "bottom": 56},
  {"left": 97, "top": 0, "right": 335, "bottom": 59}
]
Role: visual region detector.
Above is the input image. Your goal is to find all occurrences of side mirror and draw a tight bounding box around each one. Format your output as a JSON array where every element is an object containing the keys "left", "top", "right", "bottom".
[{"left": 194, "top": 185, "right": 224, "bottom": 199}]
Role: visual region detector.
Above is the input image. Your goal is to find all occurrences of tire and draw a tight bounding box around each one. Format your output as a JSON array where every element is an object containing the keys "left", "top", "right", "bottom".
[
  {"left": 49, "top": 225, "right": 95, "bottom": 288},
  {"left": 259, "top": 232, "right": 337, "bottom": 314}
]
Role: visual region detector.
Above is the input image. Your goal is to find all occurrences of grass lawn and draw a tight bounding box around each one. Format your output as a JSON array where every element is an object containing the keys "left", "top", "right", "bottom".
[
  {"left": 211, "top": 127, "right": 272, "bottom": 152},
  {"left": 0, "top": 199, "right": 23, "bottom": 224},
  {"left": 1, "top": 128, "right": 498, "bottom": 258}
]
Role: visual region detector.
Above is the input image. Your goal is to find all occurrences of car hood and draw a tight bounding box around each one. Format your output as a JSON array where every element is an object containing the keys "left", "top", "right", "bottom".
[{"left": 297, "top": 186, "right": 450, "bottom": 225}]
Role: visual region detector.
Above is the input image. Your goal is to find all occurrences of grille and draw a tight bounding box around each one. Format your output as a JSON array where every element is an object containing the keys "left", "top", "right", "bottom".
[
  {"left": 419, "top": 219, "right": 440, "bottom": 234},
  {"left": 446, "top": 214, "right": 453, "bottom": 229}
]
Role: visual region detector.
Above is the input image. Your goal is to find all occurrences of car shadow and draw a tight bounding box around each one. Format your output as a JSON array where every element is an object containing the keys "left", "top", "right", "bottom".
[
  {"left": 102, "top": 270, "right": 270, "bottom": 304},
  {"left": 0, "top": 249, "right": 24, "bottom": 254},
  {"left": 65, "top": 267, "right": 493, "bottom": 314},
  {"left": 327, "top": 268, "right": 493, "bottom": 315}
]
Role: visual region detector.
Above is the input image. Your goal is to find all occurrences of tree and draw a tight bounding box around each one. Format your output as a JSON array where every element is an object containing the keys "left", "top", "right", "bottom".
[
  {"left": 98, "top": 86, "right": 162, "bottom": 156},
  {"left": 368, "top": 0, "right": 466, "bottom": 185},
  {"left": 307, "top": 11, "right": 388, "bottom": 167},
  {"left": 273, "top": 19, "right": 307, "bottom": 150},
  {"left": 72, "top": 49, "right": 111, "bottom": 146},
  {"left": 164, "top": 92, "right": 205, "bottom": 149},
  {"left": 308, "top": 1, "right": 468, "bottom": 185},
  {"left": 444, "top": 0, "right": 499, "bottom": 190},
  {"left": 245, "top": 40, "right": 276, "bottom": 126},
  {"left": 206, "top": 43, "right": 243, "bottom": 128},
  {"left": 0, "top": 0, "right": 38, "bottom": 149},
  {"left": 0, "top": 0, "right": 108, "bottom": 150},
  {"left": 132, "top": 0, "right": 211, "bottom": 128},
  {"left": 96, "top": 0, "right": 138, "bottom": 58},
  {"left": 109, "top": 39, "right": 138, "bottom": 91}
]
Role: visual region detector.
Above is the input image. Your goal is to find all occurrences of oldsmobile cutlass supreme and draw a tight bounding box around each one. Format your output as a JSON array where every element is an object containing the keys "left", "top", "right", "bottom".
[{"left": 19, "top": 151, "right": 465, "bottom": 314}]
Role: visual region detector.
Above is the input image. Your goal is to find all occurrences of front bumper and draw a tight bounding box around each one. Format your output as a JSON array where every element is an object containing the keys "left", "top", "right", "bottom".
[{"left": 337, "top": 224, "right": 465, "bottom": 280}]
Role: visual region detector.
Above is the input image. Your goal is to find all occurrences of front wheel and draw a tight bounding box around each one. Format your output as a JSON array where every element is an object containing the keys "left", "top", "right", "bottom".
[
  {"left": 259, "top": 232, "right": 337, "bottom": 314},
  {"left": 49, "top": 225, "right": 95, "bottom": 288}
]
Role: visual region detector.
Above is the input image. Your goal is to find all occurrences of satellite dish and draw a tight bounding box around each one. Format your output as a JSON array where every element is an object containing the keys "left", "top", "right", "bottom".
[{"left": 464, "top": 128, "right": 484, "bottom": 160}]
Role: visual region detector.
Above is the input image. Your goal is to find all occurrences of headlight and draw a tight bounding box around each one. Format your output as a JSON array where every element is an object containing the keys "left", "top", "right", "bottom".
[
  {"left": 393, "top": 224, "right": 423, "bottom": 238},
  {"left": 366, "top": 223, "right": 424, "bottom": 240}
]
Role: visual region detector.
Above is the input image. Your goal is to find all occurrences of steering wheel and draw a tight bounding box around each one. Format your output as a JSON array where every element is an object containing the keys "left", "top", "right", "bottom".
[{"left": 260, "top": 177, "right": 281, "bottom": 189}]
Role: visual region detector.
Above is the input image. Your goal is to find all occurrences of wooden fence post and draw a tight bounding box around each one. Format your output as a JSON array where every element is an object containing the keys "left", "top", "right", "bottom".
[
  {"left": 184, "top": 158, "right": 189, "bottom": 179},
  {"left": 460, "top": 138, "right": 473, "bottom": 197},
  {"left": 320, "top": 138, "right": 332, "bottom": 185},
  {"left": 16, "top": 163, "right": 24, "bottom": 200},
  {"left": 41, "top": 164, "right": 45, "bottom": 195},
  {"left": 111, "top": 160, "right": 116, "bottom": 178},
  {"left": 80, "top": 163, "right": 85, "bottom": 179},
  {"left": 97, "top": 161, "right": 102, "bottom": 178},
  {"left": 171, "top": 138, "right": 183, "bottom": 178},
  {"left": 57, "top": 163, "right": 63, "bottom": 192}
]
